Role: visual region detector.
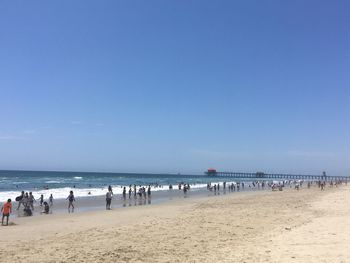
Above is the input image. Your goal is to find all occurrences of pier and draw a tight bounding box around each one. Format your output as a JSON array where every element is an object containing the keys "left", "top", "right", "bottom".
[{"left": 205, "top": 169, "right": 348, "bottom": 181}]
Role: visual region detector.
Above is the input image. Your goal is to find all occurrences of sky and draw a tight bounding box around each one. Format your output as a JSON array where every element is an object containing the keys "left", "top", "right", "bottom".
[{"left": 0, "top": 0, "right": 349, "bottom": 175}]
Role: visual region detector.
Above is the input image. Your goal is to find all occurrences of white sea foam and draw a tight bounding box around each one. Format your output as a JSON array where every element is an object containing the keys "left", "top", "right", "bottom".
[
  {"left": 0, "top": 182, "right": 211, "bottom": 202},
  {"left": 0, "top": 187, "right": 108, "bottom": 202},
  {"left": 0, "top": 179, "right": 268, "bottom": 203},
  {"left": 74, "top": 176, "right": 83, "bottom": 179}
]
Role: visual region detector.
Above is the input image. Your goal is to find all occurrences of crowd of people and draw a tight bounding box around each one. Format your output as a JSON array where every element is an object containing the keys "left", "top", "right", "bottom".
[
  {"left": 1, "top": 191, "right": 53, "bottom": 225},
  {"left": 1, "top": 178, "right": 348, "bottom": 226},
  {"left": 13, "top": 191, "right": 54, "bottom": 217},
  {"left": 106, "top": 184, "right": 153, "bottom": 210},
  {"left": 206, "top": 181, "right": 271, "bottom": 192}
]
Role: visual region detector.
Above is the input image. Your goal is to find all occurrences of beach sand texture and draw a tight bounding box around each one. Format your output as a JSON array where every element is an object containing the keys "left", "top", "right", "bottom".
[{"left": 1, "top": 186, "right": 350, "bottom": 262}]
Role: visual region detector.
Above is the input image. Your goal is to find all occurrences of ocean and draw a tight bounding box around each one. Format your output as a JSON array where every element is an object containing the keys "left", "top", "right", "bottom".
[{"left": 0, "top": 170, "right": 244, "bottom": 201}]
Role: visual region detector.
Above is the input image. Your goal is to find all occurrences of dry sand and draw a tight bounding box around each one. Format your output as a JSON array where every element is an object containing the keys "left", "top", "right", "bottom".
[{"left": 1, "top": 185, "right": 350, "bottom": 263}]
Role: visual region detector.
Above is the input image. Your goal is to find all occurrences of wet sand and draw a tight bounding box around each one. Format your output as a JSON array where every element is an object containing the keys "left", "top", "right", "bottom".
[
  {"left": 1, "top": 184, "right": 349, "bottom": 262},
  {"left": 12, "top": 185, "right": 263, "bottom": 218}
]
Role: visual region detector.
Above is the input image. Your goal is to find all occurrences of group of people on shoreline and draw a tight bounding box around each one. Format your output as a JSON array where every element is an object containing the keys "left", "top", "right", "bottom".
[
  {"left": 1, "top": 179, "right": 348, "bottom": 226},
  {"left": 106, "top": 184, "right": 153, "bottom": 210},
  {"left": 15, "top": 191, "right": 54, "bottom": 216},
  {"left": 1, "top": 191, "right": 54, "bottom": 225}
]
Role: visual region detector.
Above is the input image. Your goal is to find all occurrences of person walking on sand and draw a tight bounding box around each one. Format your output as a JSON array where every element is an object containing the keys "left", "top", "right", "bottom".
[
  {"left": 106, "top": 190, "right": 112, "bottom": 210},
  {"left": 1, "top": 199, "right": 12, "bottom": 226},
  {"left": 67, "top": 191, "right": 75, "bottom": 213}
]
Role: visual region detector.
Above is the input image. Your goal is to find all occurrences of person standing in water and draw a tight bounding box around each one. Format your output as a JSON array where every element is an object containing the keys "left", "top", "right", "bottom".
[
  {"left": 39, "top": 194, "right": 44, "bottom": 206},
  {"left": 66, "top": 191, "right": 75, "bottom": 213},
  {"left": 147, "top": 185, "right": 151, "bottom": 197},
  {"left": 128, "top": 186, "right": 132, "bottom": 199},
  {"left": 106, "top": 189, "right": 112, "bottom": 210},
  {"left": 122, "top": 187, "right": 126, "bottom": 200},
  {"left": 49, "top": 194, "right": 53, "bottom": 206},
  {"left": 28, "top": 192, "right": 36, "bottom": 210},
  {"left": 16, "top": 191, "right": 25, "bottom": 210},
  {"left": 22, "top": 192, "right": 29, "bottom": 209}
]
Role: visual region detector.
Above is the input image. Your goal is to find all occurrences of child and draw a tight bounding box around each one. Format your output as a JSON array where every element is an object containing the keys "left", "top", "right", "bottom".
[
  {"left": 1, "top": 199, "right": 12, "bottom": 226},
  {"left": 41, "top": 202, "right": 50, "bottom": 214}
]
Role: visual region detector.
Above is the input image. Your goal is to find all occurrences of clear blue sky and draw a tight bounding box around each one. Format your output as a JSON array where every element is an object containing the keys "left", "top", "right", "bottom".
[{"left": 0, "top": 1, "right": 349, "bottom": 175}]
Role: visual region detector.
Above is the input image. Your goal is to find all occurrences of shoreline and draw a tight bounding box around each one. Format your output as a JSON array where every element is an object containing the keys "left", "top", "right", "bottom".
[
  {"left": 2, "top": 188, "right": 269, "bottom": 242},
  {"left": 1, "top": 184, "right": 349, "bottom": 262},
  {"left": 8, "top": 183, "right": 267, "bottom": 219}
]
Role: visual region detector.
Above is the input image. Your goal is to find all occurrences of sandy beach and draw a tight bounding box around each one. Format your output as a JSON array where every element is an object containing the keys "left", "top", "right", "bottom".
[
  {"left": 2, "top": 1, "right": 349, "bottom": 262},
  {"left": 1, "top": 184, "right": 350, "bottom": 263}
]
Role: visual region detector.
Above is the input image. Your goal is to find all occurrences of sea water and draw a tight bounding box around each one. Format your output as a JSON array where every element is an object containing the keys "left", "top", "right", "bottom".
[{"left": 0, "top": 170, "right": 255, "bottom": 201}]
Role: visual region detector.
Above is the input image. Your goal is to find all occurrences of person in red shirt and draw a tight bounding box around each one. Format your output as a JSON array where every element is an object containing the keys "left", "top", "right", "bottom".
[{"left": 1, "top": 199, "right": 12, "bottom": 226}]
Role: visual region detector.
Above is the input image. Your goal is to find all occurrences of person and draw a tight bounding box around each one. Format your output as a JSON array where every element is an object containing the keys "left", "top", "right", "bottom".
[
  {"left": 16, "top": 191, "right": 25, "bottom": 210},
  {"left": 39, "top": 194, "right": 44, "bottom": 206},
  {"left": 67, "top": 191, "right": 75, "bottom": 213},
  {"left": 29, "top": 192, "right": 36, "bottom": 210},
  {"left": 122, "top": 187, "right": 126, "bottom": 199},
  {"left": 106, "top": 190, "right": 112, "bottom": 210},
  {"left": 24, "top": 206, "right": 33, "bottom": 216},
  {"left": 147, "top": 185, "right": 151, "bottom": 196},
  {"left": 22, "top": 192, "right": 29, "bottom": 209},
  {"left": 19, "top": 192, "right": 32, "bottom": 216},
  {"left": 137, "top": 187, "right": 143, "bottom": 197},
  {"left": 1, "top": 199, "right": 12, "bottom": 226},
  {"left": 128, "top": 186, "right": 132, "bottom": 199},
  {"left": 108, "top": 185, "right": 113, "bottom": 195},
  {"left": 49, "top": 194, "right": 53, "bottom": 206},
  {"left": 142, "top": 187, "right": 146, "bottom": 198},
  {"left": 41, "top": 202, "right": 50, "bottom": 214}
]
